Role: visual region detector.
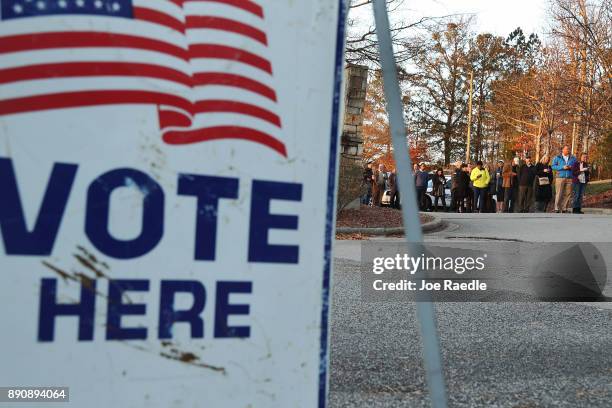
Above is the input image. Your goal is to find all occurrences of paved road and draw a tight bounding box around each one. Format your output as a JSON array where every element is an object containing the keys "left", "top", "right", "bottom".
[
  {"left": 329, "top": 213, "right": 612, "bottom": 407},
  {"left": 429, "top": 212, "right": 612, "bottom": 242}
]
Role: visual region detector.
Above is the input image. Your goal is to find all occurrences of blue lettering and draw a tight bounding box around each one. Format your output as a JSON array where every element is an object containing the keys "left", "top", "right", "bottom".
[
  {"left": 178, "top": 174, "right": 238, "bottom": 261},
  {"left": 106, "top": 279, "right": 149, "bottom": 340},
  {"left": 159, "top": 280, "right": 206, "bottom": 339},
  {"left": 248, "top": 180, "right": 302, "bottom": 263},
  {"left": 86, "top": 169, "right": 164, "bottom": 259},
  {"left": 214, "top": 281, "right": 252, "bottom": 338},
  {"left": 0, "top": 158, "right": 77, "bottom": 256},
  {"left": 37, "top": 278, "right": 253, "bottom": 341},
  {"left": 38, "top": 278, "right": 95, "bottom": 341}
]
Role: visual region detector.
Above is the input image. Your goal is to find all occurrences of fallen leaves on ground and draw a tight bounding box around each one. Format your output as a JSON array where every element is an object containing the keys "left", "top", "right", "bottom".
[
  {"left": 584, "top": 189, "right": 612, "bottom": 208},
  {"left": 335, "top": 206, "right": 433, "bottom": 239},
  {"left": 335, "top": 233, "right": 369, "bottom": 240},
  {"left": 336, "top": 205, "right": 433, "bottom": 228}
]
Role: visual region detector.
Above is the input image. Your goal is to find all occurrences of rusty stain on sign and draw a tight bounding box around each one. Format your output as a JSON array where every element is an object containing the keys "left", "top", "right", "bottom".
[
  {"left": 41, "top": 246, "right": 227, "bottom": 375},
  {"left": 159, "top": 345, "right": 226, "bottom": 374}
]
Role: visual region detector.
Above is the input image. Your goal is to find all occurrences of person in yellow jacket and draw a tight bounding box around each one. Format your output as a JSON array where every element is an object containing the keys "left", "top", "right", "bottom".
[{"left": 470, "top": 160, "right": 490, "bottom": 213}]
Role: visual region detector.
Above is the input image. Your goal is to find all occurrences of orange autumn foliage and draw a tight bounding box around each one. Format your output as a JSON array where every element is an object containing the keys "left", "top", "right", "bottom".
[{"left": 362, "top": 72, "right": 430, "bottom": 170}]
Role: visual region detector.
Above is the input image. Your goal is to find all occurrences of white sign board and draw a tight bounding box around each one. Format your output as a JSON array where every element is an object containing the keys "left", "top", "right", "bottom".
[{"left": 0, "top": 0, "right": 346, "bottom": 406}]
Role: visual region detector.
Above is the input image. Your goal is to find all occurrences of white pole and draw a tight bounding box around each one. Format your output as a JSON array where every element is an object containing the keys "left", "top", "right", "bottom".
[{"left": 372, "top": 1, "right": 448, "bottom": 407}]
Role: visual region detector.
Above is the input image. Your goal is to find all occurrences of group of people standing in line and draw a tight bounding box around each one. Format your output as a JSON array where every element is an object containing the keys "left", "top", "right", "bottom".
[
  {"left": 361, "top": 145, "right": 591, "bottom": 214},
  {"left": 478, "top": 145, "right": 590, "bottom": 214},
  {"left": 362, "top": 163, "right": 399, "bottom": 208}
]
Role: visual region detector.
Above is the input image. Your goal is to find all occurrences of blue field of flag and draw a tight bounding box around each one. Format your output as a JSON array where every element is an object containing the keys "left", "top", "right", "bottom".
[{"left": 1, "top": 0, "right": 133, "bottom": 20}]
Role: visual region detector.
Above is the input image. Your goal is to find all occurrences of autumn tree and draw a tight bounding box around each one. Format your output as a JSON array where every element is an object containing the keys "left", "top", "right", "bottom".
[
  {"left": 352, "top": 3, "right": 610, "bottom": 175},
  {"left": 466, "top": 33, "right": 506, "bottom": 161},
  {"left": 406, "top": 18, "right": 473, "bottom": 165},
  {"left": 550, "top": 0, "right": 612, "bottom": 154},
  {"left": 362, "top": 71, "right": 429, "bottom": 168},
  {"left": 488, "top": 28, "right": 546, "bottom": 158},
  {"left": 550, "top": 0, "right": 612, "bottom": 93}
]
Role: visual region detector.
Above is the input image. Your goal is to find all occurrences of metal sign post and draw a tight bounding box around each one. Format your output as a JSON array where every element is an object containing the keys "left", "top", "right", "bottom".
[{"left": 371, "top": 1, "right": 449, "bottom": 407}]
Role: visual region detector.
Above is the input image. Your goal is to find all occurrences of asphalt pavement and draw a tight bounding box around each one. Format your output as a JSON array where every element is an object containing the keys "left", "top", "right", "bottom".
[{"left": 328, "top": 213, "right": 612, "bottom": 407}]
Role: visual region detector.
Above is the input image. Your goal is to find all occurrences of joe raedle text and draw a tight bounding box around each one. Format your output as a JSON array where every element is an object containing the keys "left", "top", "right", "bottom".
[
  {"left": 371, "top": 253, "right": 489, "bottom": 293},
  {"left": 373, "top": 279, "right": 487, "bottom": 292}
]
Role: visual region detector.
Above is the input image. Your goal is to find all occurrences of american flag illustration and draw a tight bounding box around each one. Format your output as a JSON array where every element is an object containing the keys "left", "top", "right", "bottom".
[{"left": 0, "top": 0, "right": 286, "bottom": 156}]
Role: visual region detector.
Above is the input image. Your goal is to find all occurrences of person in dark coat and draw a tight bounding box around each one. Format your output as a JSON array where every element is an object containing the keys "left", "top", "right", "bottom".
[
  {"left": 454, "top": 163, "right": 471, "bottom": 213},
  {"left": 485, "top": 163, "right": 497, "bottom": 213},
  {"left": 431, "top": 167, "right": 446, "bottom": 211},
  {"left": 465, "top": 163, "right": 474, "bottom": 213},
  {"left": 450, "top": 161, "right": 461, "bottom": 211},
  {"left": 388, "top": 168, "right": 400, "bottom": 209},
  {"left": 362, "top": 162, "right": 373, "bottom": 205},
  {"left": 510, "top": 157, "right": 520, "bottom": 212},
  {"left": 494, "top": 160, "right": 504, "bottom": 212},
  {"left": 517, "top": 156, "right": 536, "bottom": 212},
  {"left": 414, "top": 162, "right": 430, "bottom": 210},
  {"left": 571, "top": 152, "right": 590, "bottom": 214},
  {"left": 534, "top": 154, "right": 553, "bottom": 212}
]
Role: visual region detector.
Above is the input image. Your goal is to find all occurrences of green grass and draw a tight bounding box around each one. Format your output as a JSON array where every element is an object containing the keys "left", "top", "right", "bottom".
[
  {"left": 549, "top": 181, "right": 611, "bottom": 196},
  {"left": 586, "top": 182, "right": 612, "bottom": 196}
]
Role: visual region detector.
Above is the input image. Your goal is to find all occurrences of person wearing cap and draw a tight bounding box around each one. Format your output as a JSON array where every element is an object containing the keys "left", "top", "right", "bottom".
[
  {"left": 469, "top": 160, "right": 490, "bottom": 213},
  {"left": 494, "top": 160, "right": 505, "bottom": 212},
  {"left": 517, "top": 156, "right": 536, "bottom": 212}
]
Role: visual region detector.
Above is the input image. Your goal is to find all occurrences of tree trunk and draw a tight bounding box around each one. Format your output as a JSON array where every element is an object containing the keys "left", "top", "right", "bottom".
[
  {"left": 474, "top": 82, "right": 485, "bottom": 161},
  {"left": 443, "top": 129, "right": 452, "bottom": 166},
  {"left": 535, "top": 122, "right": 542, "bottom": 162}
]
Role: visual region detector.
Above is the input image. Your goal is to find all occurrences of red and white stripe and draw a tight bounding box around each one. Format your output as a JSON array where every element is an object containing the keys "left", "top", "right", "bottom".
[{"left": 0, "top": 0, "right": 286, "bottom": 156}]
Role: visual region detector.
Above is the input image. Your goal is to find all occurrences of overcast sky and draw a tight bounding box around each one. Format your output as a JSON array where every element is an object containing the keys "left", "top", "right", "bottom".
[{"left": 353, "top": 0, "right": 550, "bottom": 38}]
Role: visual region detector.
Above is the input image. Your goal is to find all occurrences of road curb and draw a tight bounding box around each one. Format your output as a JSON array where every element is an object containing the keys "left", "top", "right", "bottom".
[
  {"left": 336, "top": 213, "right": 446, "bottom": 235},
  {"left": 583, "top": 208, "right": 612, "bottom": 215}
]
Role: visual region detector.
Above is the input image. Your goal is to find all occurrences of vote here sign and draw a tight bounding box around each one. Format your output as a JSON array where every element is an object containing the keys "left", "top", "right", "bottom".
[{"left": 0, "top": 0, "right": 346, "bottom": 406}]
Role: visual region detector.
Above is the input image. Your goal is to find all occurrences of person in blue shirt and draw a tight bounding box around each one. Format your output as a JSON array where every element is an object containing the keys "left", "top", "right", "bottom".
[{"left": 551, "top": 145, "right": 577, "bottom": 213}]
